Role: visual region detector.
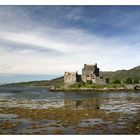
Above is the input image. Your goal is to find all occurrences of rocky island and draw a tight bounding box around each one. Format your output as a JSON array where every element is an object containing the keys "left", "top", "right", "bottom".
[{"left": 50, "top": 63, "right": 140, "bottom": 91}]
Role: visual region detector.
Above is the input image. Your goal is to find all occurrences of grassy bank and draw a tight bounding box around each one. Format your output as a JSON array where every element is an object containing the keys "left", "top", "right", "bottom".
[
  {"left": 49, "top": 81, "right": 140, "bottom": 92},
  {"left": 70, "top": 82, "right": 124, "bottom": 89}
]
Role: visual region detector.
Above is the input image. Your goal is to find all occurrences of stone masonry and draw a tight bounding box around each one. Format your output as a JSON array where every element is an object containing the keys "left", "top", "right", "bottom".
[
  {"left": 82, "top": 63, "right": 99, "bottom": 82},
  {"left": 64, "top": 63, "right": 109, "bottom": 87},
  {"left": 64, "top": 71, "right": 81, "bottom": 87}
]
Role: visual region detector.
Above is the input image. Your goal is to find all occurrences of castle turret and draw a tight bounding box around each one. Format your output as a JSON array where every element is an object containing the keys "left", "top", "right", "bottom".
[
  {"left": 82, "top": 63, "right": 99, "bottom": 82},
  {"left": 64, "top": 71, "right": 81, "bottom": 87}
]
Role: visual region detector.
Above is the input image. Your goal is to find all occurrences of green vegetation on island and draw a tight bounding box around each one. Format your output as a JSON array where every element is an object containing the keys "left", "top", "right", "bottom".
[{"left": 70, "top": 82, "right": 123, "bottom": 89}]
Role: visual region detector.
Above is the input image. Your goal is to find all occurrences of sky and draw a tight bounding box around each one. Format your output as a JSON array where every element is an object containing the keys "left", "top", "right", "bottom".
[{"left": 0, "top": 6, "right": 140, "bottom": 83}]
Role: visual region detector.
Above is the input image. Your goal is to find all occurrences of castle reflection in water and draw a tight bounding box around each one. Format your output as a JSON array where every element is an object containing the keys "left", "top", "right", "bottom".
[{"left": 64, "top": 98, "right": 100, "bottom": 110}]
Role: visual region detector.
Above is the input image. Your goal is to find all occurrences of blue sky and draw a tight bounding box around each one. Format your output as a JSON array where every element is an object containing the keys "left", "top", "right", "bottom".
[{"left": 0, "top": 6, "right": 140, "bottom": 83}]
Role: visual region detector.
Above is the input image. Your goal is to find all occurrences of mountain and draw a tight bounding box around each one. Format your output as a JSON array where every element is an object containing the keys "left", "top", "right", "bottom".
[{"left": 100, "top": 65, "right": 140, "bottom": 81}]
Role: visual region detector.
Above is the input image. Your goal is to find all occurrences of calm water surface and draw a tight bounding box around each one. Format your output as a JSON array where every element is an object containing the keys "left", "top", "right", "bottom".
[{"left": 0, "top": 87, "right": 140, "bottom": 112}]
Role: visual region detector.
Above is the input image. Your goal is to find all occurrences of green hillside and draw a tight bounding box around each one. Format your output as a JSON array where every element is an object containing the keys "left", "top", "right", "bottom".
[
  {"left": 100, "top": 65, "right": 140, "bottom": 82},
  {"left": 1, "top": 76, "right": 64, "bottom": 88}
]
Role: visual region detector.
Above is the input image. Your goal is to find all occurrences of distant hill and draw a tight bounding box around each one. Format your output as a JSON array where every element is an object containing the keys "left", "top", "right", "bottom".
[
  {"left": 1, "top": 76, "right": 64, "bottom": 87},
  {"left": 1, "top": 65, "right": 140, "bottom": 87},
  {"left": 100, "top": 65, "right": 140, "bottom": 81}
]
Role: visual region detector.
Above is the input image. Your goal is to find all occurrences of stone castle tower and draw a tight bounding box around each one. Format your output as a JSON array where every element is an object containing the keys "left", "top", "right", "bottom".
[
  {"left": 82, "top": 63, "right": 99, "bottom": 82},
  {"left": 64, "top": 63, "right": 109, "bottom": 87},
  {"left": 64, "top": 71, "right": 81, "bottom": 87}
]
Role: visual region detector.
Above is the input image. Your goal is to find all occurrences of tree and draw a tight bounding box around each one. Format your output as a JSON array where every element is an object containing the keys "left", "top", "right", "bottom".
[
  {"left": 125, "top": 78, "right": 133, "bottom": 84},
  {"left": 133, "top": 79, "right": 139, "bottom": 84},
  {"left": 112, "top": 79, "right": 121, "bottom": 84},
  {"left": 87, "top": 80, "right": 92, "bottom": 84}
]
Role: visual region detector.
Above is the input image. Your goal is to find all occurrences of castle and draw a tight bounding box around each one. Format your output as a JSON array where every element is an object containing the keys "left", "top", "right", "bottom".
[{"left": 64, "top": 63, "right": 109, "bottom": 87}]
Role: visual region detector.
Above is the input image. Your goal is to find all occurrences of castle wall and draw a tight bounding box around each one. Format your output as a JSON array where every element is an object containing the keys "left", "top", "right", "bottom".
[
  {"left": 64, "top": 63, "right": 109, "bottom": 87},
  {"left": 64, "top": 72, "right": 81, "bottom": 87},
  {"left": 94, "top": 77, "right": 108, "bottom": 84},
  {"left": 82, "top": 64, "right": 100, "bottom": 83}
]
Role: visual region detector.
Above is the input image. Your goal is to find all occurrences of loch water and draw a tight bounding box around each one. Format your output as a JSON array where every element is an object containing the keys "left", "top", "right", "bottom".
[{"left": 0, "top": 87, "right": 140, "bottom": 134}]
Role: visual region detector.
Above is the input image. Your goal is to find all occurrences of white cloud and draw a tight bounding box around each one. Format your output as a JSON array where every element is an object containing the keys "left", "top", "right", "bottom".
[
  {"left": 0, "top": 25, "right": 139, "bottom": 76},
  {"left": 0, "top": 6, "right": 140, "bottom": 76}
]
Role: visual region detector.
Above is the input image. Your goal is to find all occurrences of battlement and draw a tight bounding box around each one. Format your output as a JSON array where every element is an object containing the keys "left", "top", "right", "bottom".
[
  {"left": 84, "top": 63, "right": 97, "bottom": 68},
  {"left": 64, "top": 71, "right": 77, "bottom": 76}
]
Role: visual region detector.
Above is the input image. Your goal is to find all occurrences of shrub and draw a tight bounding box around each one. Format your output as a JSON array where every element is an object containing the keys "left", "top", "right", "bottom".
[
  {"left": 125, "top": 78, "right": 133, "bottom": 84},
  {"left": 112, "top": 80, "right": 121, "bottom": 84},
  {"left": 133, "top": 79, "right": 139, "bottom": 84},
  {"left": 87, "top": 80, "right": 92, "bottom": 84},
  {"left": 70, "top": 83, "right": 82, "bottom": 88}
]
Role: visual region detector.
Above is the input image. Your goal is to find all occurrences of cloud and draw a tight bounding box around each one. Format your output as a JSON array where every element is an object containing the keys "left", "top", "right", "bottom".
[{"left": 0, "top": 6, "right": 140, "bottom": 78}]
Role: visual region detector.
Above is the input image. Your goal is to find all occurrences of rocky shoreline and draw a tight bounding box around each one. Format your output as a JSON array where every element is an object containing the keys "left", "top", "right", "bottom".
[
  {"left": 0, "top": 106, "right": 139, "bottom": 134},
  {"left": 49, "top": 87, "right": 139, "bottom": 92}
]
